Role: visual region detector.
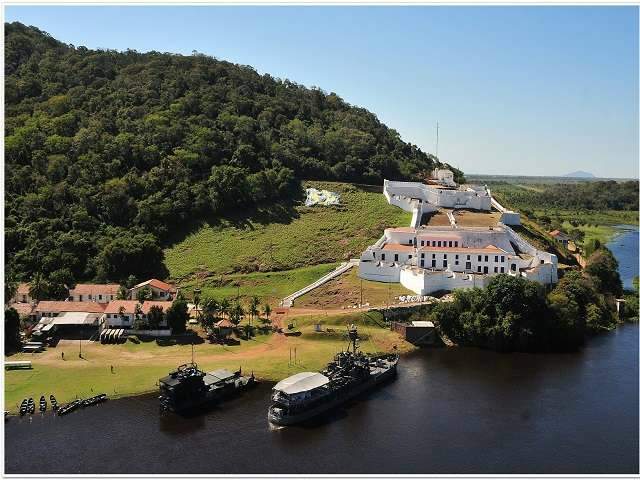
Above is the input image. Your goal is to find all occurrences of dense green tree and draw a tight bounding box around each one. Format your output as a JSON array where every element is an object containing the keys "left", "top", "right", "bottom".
[
  {"left": 5, "top": 307, "right": 22, "bottom": 353},
  {"left": 147, "top": 305, "right": 165, "bottom": 330},
  {"left": 136, "top": 286, "right": 152, "bottom": 302},
  {"left": 166, "top": 298, "right": 189, "bottom": 334},
  {"left": 4, "top": 22, "right": 442, "bottom": 288},
  {"left": 585, "top": 248, "right": 623, "bottom": 297}
]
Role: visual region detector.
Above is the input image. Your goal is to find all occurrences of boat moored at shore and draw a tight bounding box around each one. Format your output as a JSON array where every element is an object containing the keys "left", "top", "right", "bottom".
[
  {"left": 268, "top": 325, "right": 399, "bottom": 426},
  {"left": 159, "top": 364, "right": 256, "bottom": 413}
]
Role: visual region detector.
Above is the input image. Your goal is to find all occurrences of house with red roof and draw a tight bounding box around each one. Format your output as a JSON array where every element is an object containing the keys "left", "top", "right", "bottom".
[
  {"left": 69, "top": 284, "right": 121, "bottom": 303},
  {"left": 129, "top": 279, "right": 178, "bottom": 301},
  {"left": 34, "top": 301, "right": 106, "bottom": 320},
  {"left": 12, "top": 282, "right": 33, "bottom": 304},
  {"left": 102, "top": 300, "right": 173, "bottom": 328}
]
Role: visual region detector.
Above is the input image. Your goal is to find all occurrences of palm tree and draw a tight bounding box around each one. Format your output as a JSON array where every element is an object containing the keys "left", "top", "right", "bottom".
[
  {"left": 249, "top": 296, "right": 260, "bottom": 325},
  {"left": 230, "top": 302, "right": 244, "bottom": 326},
  {"left": 262, "top": 304, "right": 272, "bottom": 325},
  {"left": 200, "top": 297, "right": 219, "bottom": 333},
  {"left": 219, "top": 298, "right": 230, "bottom": 319},
  {"left": 193, "top": 293, "right": 201, "bottom": 320}
]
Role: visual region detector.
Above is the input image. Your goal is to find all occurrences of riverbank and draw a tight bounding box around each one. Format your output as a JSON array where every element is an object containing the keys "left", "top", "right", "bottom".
[{"left": 4, "top": 311, "right": 414, "bottom": 410}]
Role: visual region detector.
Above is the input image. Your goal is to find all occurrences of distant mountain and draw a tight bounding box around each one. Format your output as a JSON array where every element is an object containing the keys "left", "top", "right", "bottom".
[{"left": 563, "top": 171, "right": 595, "bottom": 178}]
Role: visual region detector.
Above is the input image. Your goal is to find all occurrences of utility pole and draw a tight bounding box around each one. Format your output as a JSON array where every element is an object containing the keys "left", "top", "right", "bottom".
[
  {"left": 436, "top": 122, "right": 440, "bottom": 158},
  {"left": 360, "top": 278, "right": 363, "bottom": 307}
]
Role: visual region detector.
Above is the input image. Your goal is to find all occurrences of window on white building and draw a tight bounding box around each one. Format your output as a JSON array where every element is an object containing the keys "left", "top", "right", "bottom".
[
  {"left": 494, "top": 256, "right": 498, "bottom": 262},
  {"left": 381, "top": 253, "right": 385, "bottom": 260},
  {"left": 501, "top": 256, "right": 505, "bottom": 262},
  {"left": 394, "top": 254, "right": 398, "bottom": 261}
]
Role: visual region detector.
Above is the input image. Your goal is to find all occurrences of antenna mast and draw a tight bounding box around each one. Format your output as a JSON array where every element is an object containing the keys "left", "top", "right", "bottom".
[{"left": 436, "top": 122, "right": 439, "bottom": 158}]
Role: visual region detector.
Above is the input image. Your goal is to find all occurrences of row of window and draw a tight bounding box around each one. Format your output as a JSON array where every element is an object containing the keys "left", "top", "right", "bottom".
[
  {"left": 419, "top": 259, "right": 508, "bottom": 274},
  {"left": 75, "top": 294, "right": 115, "bottom": 301},
  {"left": 417, "top": 239, "right": 460, "bottom": 248},
  {"left": 380, "top": 252, "right": 507, "bottom": 263}
]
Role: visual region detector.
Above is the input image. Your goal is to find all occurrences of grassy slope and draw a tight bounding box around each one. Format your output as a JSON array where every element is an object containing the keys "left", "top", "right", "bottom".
[
  {"left": 165, "top": 181, "right": 412, "bottom": 302},
  {"left": 5, "top": 312, "right": 413, "bottom": 409},
  {"left": 296, "top": 268, "right": 415, "bottom": 309}
]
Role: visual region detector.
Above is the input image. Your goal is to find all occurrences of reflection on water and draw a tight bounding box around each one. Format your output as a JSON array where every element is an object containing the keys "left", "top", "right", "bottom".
[{"left": 5, "top": 225, "right": 639, "bottom": 474}]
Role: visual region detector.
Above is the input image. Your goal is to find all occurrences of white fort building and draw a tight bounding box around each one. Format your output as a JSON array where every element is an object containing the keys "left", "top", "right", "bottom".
[{"left": 358, "top": 170, "right": 558, "bottom": 295}]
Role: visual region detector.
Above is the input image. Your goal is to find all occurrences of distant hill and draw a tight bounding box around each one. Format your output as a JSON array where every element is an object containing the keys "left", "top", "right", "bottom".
[
  {"left": 4, "top": 22, "right": 459, "bottom": 289},
  {"left": 563, "top": 171, "right": 595, "bottom": 178}
]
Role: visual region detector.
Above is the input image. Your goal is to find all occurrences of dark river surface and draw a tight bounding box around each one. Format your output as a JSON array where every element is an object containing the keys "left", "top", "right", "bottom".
[{"left": 5, "top": 227, "right": 639, "bottom": 475}]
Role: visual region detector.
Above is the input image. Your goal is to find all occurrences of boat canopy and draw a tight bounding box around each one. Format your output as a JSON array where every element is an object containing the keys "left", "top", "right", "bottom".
[{"left": 273, "top": 372, "right": 329, "bottom": 394}]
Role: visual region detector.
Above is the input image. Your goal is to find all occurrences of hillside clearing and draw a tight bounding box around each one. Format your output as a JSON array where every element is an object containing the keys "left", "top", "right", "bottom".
[{"left": 165, "top": 181, "right": 411, "bottom": 281}]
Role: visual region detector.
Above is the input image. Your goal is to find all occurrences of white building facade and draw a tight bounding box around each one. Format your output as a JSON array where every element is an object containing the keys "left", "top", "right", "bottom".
[{"left": 359, "top": 179, "right": 557, "bottom": 295}]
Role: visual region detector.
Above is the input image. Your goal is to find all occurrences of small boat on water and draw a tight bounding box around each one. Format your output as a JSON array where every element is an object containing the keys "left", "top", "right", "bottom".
[
  {"left": 27, "top": 398, "right": 35, "bottom": 415},
  {"left": 19, "top": 399, "right": 28, "bottom": 416},
  {"left": 39, "top": 395, "right": 47, "bottom": 412},
  {"left": 57, "top": 399, "right": 82, "bottom": 416},
  {"left": 50, "top": 395, "right": 58, "bottom": 411},
  {"left": 81, "top": 393, "right": 108, "bottom": 407}
]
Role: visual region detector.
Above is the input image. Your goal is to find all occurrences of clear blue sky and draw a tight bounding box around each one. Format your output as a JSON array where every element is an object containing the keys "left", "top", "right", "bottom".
[{"left": 5, "top": 5, "right": 639, "bottom": 178}]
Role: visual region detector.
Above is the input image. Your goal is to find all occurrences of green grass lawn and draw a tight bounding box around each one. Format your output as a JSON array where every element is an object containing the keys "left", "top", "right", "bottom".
[
  {"left": 5, "top": 311, "right": 412, "bottom": 409},
  {"left": 165, "top": 181, "right": 411, "bottom": 281},
  {"left": 179, "top": 263, "right": 339, "bottom": 305}
]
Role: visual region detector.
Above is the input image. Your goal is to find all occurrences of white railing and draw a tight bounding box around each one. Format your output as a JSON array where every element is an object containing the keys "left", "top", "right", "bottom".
[{"left": 280, "top": 259, "right": 359, "bottom": 307}]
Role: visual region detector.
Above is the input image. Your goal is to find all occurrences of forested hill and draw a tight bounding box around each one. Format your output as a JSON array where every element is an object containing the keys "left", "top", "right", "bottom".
[{"left": 5, "top": 22, "right": 458, "bottom": 292}]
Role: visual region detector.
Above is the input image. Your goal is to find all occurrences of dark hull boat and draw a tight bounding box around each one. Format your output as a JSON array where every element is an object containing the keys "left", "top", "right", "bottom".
[
  {"left": 49, "top": 395, "right": 58, "bottom": 411},
  {"left": 39, "top": 396, "right": 47, "bottom": 412},
  {"left": 19, "top": 400, "right": 28, "bottom": 416},
  {"left": 82, "top": 394, "right": 107, "bottom": 407},
  {"left": 27, "top": 398, "right": 35, "bottom": 415},
  {"left": 159, "top": 364, "right": 256, "bottom": 414},
  {"left": 268, "top": 325, "right": 399, "bottom": 426},
  {"left": 57, "top": 399, "right": 82, "bottom": 416}
]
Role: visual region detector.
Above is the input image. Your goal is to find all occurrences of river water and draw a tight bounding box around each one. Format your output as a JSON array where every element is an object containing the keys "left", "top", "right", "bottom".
[{"left": 5, "top": 227, "right": 639, "bottom": 474}]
